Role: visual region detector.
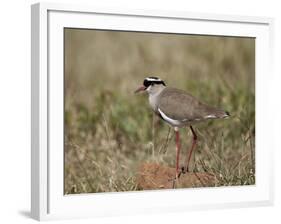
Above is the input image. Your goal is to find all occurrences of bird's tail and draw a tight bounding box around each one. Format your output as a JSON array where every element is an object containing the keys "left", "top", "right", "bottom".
[{"left": 204, "top": 107, "right": 230, "bottom": 119}]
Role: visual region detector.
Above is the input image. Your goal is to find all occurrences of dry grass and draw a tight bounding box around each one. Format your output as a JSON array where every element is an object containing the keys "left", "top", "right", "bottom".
[{"left": 64, "top": 28, "right": 255, "bottom": 194}]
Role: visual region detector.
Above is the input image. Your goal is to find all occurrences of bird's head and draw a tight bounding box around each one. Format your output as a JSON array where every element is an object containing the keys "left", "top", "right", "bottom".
[{"left": 135, "top": 77, "right": 166, "bottom": 95}]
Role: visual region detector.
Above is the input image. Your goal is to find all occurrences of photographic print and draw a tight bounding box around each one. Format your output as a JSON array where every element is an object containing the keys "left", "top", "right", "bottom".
[{"left": 64, "top": 28, "right": 255, "bottom": 194}]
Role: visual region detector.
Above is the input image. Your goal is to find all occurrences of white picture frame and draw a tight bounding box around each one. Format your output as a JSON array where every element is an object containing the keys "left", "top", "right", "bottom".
[{"left": 31, "top": 2, "right": 274, "bottom": 221}]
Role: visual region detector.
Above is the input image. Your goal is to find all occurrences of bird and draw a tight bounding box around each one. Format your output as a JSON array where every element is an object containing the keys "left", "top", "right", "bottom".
[{"left": 135, "top": 76, "right": 230, "bottom": 181}]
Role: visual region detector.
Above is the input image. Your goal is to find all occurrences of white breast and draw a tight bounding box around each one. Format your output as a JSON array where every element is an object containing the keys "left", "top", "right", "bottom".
[
  {"left": 147, "top": 86, "right": 166, "bottom": 112},
  {"left": 148, "top": 94, "right": 159, "bottom": 112}
]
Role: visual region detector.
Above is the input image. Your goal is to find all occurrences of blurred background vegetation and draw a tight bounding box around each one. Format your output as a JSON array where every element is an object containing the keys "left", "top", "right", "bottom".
[{"left": 64, "top": 28, "right": 255, "bottom": 194}]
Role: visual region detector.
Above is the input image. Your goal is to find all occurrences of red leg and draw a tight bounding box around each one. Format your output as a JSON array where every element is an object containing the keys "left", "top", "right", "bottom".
[
  {"left": 185, "top": 126, "right": 197, "bottom": 172},
  {"left": 175, "top": 128, "right": 181, "bottom": 178}
]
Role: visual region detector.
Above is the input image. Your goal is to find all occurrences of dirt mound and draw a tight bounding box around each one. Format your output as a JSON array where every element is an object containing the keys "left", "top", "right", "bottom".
[{"left": 137, "top": 163, "right": 217, "bottom": 190}]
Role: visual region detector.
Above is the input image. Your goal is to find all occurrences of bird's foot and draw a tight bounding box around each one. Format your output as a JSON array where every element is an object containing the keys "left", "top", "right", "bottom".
[
  {"left": 180, "top": 166, "right": 190, "bottom": 174},
  {"left": 181, "top": 166, "right": 186, "bottom": 174},
  {"left": 170, "top": 176, "right": 179, "bottom": 189},
  {"left": 168, "top": 170, "right": 183, "bottom": 189},
  {"left": 168, "top": 173, "right": 181, "bottom": 182},
  {"left": 181, "top": 166, "right": 190, "bottom": 174},
  {"left": 168, "top": 167, "right": 191, "bottom": 182}
]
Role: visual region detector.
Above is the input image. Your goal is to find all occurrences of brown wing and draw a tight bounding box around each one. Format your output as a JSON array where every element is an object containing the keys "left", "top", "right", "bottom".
[{"left": 158, "top": 88, "right": 224, "bottom": 121}]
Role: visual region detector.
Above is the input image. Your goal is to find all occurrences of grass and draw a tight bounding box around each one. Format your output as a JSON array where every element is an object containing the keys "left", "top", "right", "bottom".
[{"left": 64, "top": 28, "right": 255, "bottom": 194}]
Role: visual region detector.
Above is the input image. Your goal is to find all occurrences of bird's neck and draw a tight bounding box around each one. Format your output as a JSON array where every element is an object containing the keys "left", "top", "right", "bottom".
[{"left": 148, "top": 86, "right": 165, "bottom": 111}]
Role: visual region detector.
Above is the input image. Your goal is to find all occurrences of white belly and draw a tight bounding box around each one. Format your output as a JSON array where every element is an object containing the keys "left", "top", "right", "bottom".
[{"left": 158, "top": 108, "right": 184, "bottom": 127}]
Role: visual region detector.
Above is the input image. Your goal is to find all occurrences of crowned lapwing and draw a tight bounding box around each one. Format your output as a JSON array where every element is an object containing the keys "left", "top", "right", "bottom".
[{"left": 135, "top": 77, "right": 230, "bottom": 180}]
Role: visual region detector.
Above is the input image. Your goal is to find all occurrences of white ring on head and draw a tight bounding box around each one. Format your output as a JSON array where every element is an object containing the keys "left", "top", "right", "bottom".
[{"left": 145, "top": 77, "right": 161, "bottom": 81}]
